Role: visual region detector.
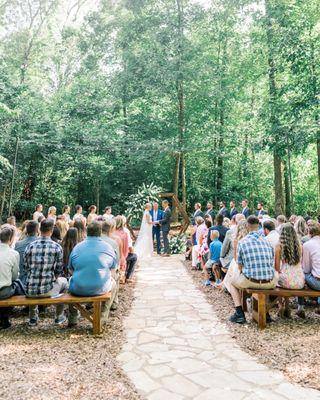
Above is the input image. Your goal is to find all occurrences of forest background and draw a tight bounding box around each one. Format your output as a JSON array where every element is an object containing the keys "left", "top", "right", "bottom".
[{"left": 0, "top": 0, "right": 319, "bottom": 221}]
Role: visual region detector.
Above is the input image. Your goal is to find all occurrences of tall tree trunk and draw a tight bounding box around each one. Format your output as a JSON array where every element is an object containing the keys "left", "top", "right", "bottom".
[
  {"left": 216, "top": 108, "right": 224, "bottom": 193},
  {"left": 172, "top": 152, "right": 180, "bottom": 221},
  {"left": 265, "top": 0, "right": 284, "bottom": 215},
  {"left": 283, "top": 160, "right": 292, "bottom": 217}
]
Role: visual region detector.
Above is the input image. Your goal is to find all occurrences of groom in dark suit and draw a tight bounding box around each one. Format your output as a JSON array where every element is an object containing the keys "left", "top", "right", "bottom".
[
  {"left": 157, "top": 200, "right": 172, "bottom": 257},
  {"left": 150, "top": 202, "right": 163, "bottom": 254}
]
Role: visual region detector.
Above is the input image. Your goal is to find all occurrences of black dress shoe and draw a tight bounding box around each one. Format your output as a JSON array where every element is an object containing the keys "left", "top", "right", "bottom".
[{"left": 229, "top": 311, "right": 246, "bottom": 324}]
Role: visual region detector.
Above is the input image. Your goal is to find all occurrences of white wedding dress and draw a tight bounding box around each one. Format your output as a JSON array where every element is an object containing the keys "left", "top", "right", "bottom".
[{"left": 134, "top": 210, "right": 154, "bottom": 261}]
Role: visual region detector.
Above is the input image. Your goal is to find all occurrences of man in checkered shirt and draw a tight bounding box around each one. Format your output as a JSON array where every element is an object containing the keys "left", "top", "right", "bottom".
[
  {"left": 24, "top": 219, "right": 68, "bottom": 326},
  {"left": 229, "top": 215, "right": 277, "bottom": 324}
]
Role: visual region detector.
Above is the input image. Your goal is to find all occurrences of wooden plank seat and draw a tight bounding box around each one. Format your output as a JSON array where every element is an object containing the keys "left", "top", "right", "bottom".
[
  {"left": 0, "top": 292, "right": 111, "bottom": 335},
  {"left": 241, "top": 287, "right": 320, "bottom": 330}
]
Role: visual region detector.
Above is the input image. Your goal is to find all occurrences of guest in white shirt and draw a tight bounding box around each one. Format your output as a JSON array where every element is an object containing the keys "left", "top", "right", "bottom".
[
  {"left": 0, "top": 226, "right": 22, "bottom": 329},
  {"left": 263, "top": 220, "right": 280, "bottom": 250}
]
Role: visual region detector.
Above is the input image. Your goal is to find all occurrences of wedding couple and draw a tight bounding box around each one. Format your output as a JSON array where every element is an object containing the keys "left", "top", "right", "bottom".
[{"left": 134, "top": 200, "right": 171, "bottom": 260}]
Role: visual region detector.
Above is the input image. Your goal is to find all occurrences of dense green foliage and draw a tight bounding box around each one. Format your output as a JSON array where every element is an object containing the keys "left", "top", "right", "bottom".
[{"left": 0, "top": 0, "right": 319, "bottom": 220}]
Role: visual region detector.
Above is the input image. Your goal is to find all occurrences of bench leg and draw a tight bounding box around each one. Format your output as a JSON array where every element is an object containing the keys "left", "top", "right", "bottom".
[
  {"left": 258, "top": 293, "right": 267, "bottom": 329},
  {"left": 93, "top": 301, "right": 102, "bottom": 335}
]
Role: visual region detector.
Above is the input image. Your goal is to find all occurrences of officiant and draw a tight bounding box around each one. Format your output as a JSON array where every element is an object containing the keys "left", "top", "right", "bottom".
[{"left": 150, "top": 202, "right": 163, "bottom": 254}]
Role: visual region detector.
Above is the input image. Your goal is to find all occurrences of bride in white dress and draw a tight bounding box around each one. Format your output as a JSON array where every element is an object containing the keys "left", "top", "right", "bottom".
[{"left": 134, "top": 203, "right": 154, "bottom": 260}]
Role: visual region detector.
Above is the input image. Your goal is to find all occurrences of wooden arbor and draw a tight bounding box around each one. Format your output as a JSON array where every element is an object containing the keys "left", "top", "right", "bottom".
[{"left": 159, "top": 192, "right": 190, "bottom": 233}]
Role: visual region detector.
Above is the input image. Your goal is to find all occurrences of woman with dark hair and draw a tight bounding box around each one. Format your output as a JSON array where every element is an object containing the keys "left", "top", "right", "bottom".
[
  {"left": 275, "top": 222, "right": 304, "bottom": 290},
  {"left": 73, "top": 219, "right": 86, "bottom": 242},
  {"left": 87, "top": 205, "right": 98, "bottom": 224},
  {"left": 51, "top": 225, "right": 62, "bottom": 243},
  {"left": 61, "top": 228, "right": 79, "bottom": 277}
]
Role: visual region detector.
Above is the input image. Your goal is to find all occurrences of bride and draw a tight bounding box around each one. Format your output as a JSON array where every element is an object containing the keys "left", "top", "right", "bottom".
[{"left": 134, "top": 203, "right": 154, "bottom": 260}]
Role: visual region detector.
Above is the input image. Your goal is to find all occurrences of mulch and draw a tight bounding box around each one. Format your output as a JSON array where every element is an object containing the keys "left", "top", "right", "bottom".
[
  {"left": 184, "top": 260, "right": 320, "bottom": 391},
  {"left": 0, "top": 283, "right": 142, "bottom": 400}
]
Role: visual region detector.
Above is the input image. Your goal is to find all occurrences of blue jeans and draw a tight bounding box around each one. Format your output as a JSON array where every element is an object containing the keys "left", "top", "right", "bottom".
[{"left": 298, "top": 273, "right": 320, "bottom": 306}]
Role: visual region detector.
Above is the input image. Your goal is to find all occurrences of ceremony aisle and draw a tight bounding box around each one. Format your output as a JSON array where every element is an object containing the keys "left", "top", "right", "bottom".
[{"left": 118, "top": 255, "right": 320, "bottom": 400}]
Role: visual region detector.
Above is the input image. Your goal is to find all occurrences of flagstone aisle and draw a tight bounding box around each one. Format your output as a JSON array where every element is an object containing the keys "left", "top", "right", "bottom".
[{"left": 117, "top": 255, "right": 320, "bottom": 400}]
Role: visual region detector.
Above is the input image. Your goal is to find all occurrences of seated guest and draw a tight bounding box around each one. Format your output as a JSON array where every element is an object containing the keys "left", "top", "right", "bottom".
[
  {"left": 51, "top": 225, "right": 62, "bottom": 243},
  {"left": 103, "top": 206, "right": 114, "bottom": 221},
  {"left": 218, "top": 201, "right": 230, "bottom": 218},
  {"left": 207, "top": 214, "right": 229, "bottom": 246},
  {"left": 204, "top": 230, "right": 222, "bottom": 286},
  {"left": 73, "top": 218, "right": 86, "bottom": 242},
  {"left": 102, "top": 220, "right": 120, "bottom": 263},
  {"left": 61, "top": 228, "right": 79, "bottom": 277},
  {"left": 275, "top": 223, "right": 304, "bottom": 290},
  {"left": 263, "top": 220, "right": 279, "bottom": 250},
  {"left": 229, "top": 201, "right": 238, "bottom": 219},
  {"left": 241, "top": 199, "right": 250, "bottom": 219},
  {"left": 0, "top": 226, "right": 23, "bottom": 330},
  {"left": 87, "top": 205, "right": 98, "bottom": 224},
  {"left": 24, "top": 219, "right": 68, "bottom": 326},
  {"left": 289, "top": 214, "right": 298, "bottom": 225},
  {"left": 68, "top": 222, "right": 117, "bottom": 325},
  {"left": 62, "top": 205, "right": 71, "bottom": 224},
  {"left": 73, "top": 205, "right": 86, "bottom": 225},
  {"left": 47, "top": 206, "right": 57, "bottom": 224},
  {"left": 276, "top": 214, "right": 287, "bottom": 233},
  {"left": 123, "top": 216, "right": 138, "bottom": 283},
  {"left": 294, "top": 216, "right": 309, "bottom": 243},
  {"left": 228, "top": 216, "right": 276, "bottom": 324},
  {"left": 223, "top": 217, "right": 231, "bottom": 229},
  {"left": 191, "top": 217, "right": 207, "bottom": 269},
  {"left": 33, "top": 204, "right": 44, "bottom": 222},
  {"left": 6, "top": 216, "right": 19, "bottom": 245},
  {"left": 220, "top": 214, "right": 245, "bottom": 271},
  {"left": 15, "top": 221, "right": 39, "bottom": 284}
]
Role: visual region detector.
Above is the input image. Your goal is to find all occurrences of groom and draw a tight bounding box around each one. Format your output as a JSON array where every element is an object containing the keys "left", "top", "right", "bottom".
[
  {"left": 150, "top": 202, "right": 163, "bottom": 255},
  {"left": 156, "top": 200, "right": 172, "bottom": 257}
]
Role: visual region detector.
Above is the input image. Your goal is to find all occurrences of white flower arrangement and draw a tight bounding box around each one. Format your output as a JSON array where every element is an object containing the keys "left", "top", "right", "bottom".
[{"left": 169, "top": 234, "right": 187, "bottom": 254}]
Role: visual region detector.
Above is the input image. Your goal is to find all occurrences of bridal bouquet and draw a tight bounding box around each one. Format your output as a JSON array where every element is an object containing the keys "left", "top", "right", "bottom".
[{"left": 169, "top": 234, "right": 187, "bottom": 254}]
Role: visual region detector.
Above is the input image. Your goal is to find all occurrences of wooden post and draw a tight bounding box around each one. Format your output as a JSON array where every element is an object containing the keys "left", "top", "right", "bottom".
[
  {"left": 93, "top": 301, "right": 102, "bottom": 335},
  {"left": 257, "top": 293, "right": 267, "bottom": 329}
]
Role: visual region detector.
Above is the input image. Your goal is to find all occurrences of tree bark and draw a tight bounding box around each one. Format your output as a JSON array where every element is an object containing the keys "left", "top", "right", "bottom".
[
  {"left": 283, "top": 160, "right": 292, "bottom": 217},
  {"left": 172, "top": 152, "right": 180, "bottom": 221}
]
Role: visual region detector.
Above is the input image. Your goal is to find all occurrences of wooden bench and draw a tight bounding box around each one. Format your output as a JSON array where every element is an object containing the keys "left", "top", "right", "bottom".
[
  {"left": 241, "top": 287, "right": 320, "bottom": 330},
  {"left": 0, "top": 292, "right": 111, "bottom": 335}
]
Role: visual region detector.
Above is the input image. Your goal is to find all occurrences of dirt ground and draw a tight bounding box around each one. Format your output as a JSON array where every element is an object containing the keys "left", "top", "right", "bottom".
[
  {"left": 184, "top": 260, "right": 320, "bottom": 391},
  {"left": 0, "top": 283, "right": 142, "bottom": 400}
]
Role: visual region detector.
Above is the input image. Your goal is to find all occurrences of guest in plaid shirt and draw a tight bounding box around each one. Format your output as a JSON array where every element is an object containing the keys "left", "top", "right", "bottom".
[
  {"left": 229, "top": 215, "right": 277, "bottom": 324},
  {"left": 24, "top": 219, "right": 68, "bottom": 326}
]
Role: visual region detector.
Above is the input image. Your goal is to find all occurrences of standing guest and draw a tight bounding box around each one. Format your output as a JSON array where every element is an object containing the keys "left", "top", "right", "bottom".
[
  {"left": 150, "top": 202, "right": 163, "bottom": 255},
  {"left": 61, "top": 228, "right": 79, "bottom": 277},
  {"left": 73, "top": 219, "right": 86, "bottom": 242},
  {"left": 241, "top": 199, "right": 250, "bottom": 219},
  {"left": 103, "top": 206, "right": 114, "bottom": 220},
  {"left": 33, "top": 204, "right": 44, "bottom": 222},
  {"left": 68, "top": 222, "right": 117, "bottom": 326},
  {"left": 158, "top": 200, "right": 172, "bottom": 257},
  {"left": 204, "top": 230, "right": 222, "bottom": 286},
  {"left": 207, "top": 214, "right": 229, "bottom": 246},
  {"left": 229, "top": 201, "right": 238, "bottom": 219},
  {"left": 294, "top": 216, "right": 309, "bottom": 243},
  {"left": 123, "top": 216, "right": 138, "bottom": 283},
  {"left": 87, "top": 205, "right": 98, "bottom": 224},
  {"left": 47, "top": 206, "right": 57, "bottom": 224},
  {"left": 256, "top": 202, "right": 267, "bottom": 217},
  {"left": 62, "top": 205, "right": 71, "bottom": 224},
  {"left": 15, "top": 221, "right": 39, "bottom": 284},
  {"left": 191, "top": 217, "right": 207, "bottom": 269},
  {"left": 73, "top": 205, "right": 86, "bottom": 225},
  {"left": 56, "top": 218, "right": 68, "bottom": 239},
  {"left": 263, "top": 220, "right": 280, "bottom": 250},
  {"left": 0, "top": 226, "right": 23, "bottom": 330},
  {"left": 218, "top": 201, "right": 230, "bottom": 218},
  {"left": 24, "top": 219, "right": 68, "bottom": 326},
  {"left": 275, "top": 223, "right": 304, "bottom": 290},
  {"left": 276, "top": 215, "right": 287, "bottom": 233},
  {"left": 228, "top": 216, "right": 276, "bottom": 324},
  {"left": 114, "top": 215, "right": 129, "bottom": 278},
  {"left": 205, "top": 201, "right": 215, "bottom": 221}
]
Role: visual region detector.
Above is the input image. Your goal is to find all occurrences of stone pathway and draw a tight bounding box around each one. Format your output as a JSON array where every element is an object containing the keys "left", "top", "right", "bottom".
[{"left": 118, "top": 255, "right": 320, "bottom": 400}]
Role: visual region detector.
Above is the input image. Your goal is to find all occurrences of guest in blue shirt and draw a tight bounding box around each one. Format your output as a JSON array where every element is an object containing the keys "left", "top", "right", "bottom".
[
  {"left": 203, "top": 230, "right": 222, "bottom": 286},
  {"left": 68, "top": 221, "right": 117, "bottom": 326}
]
